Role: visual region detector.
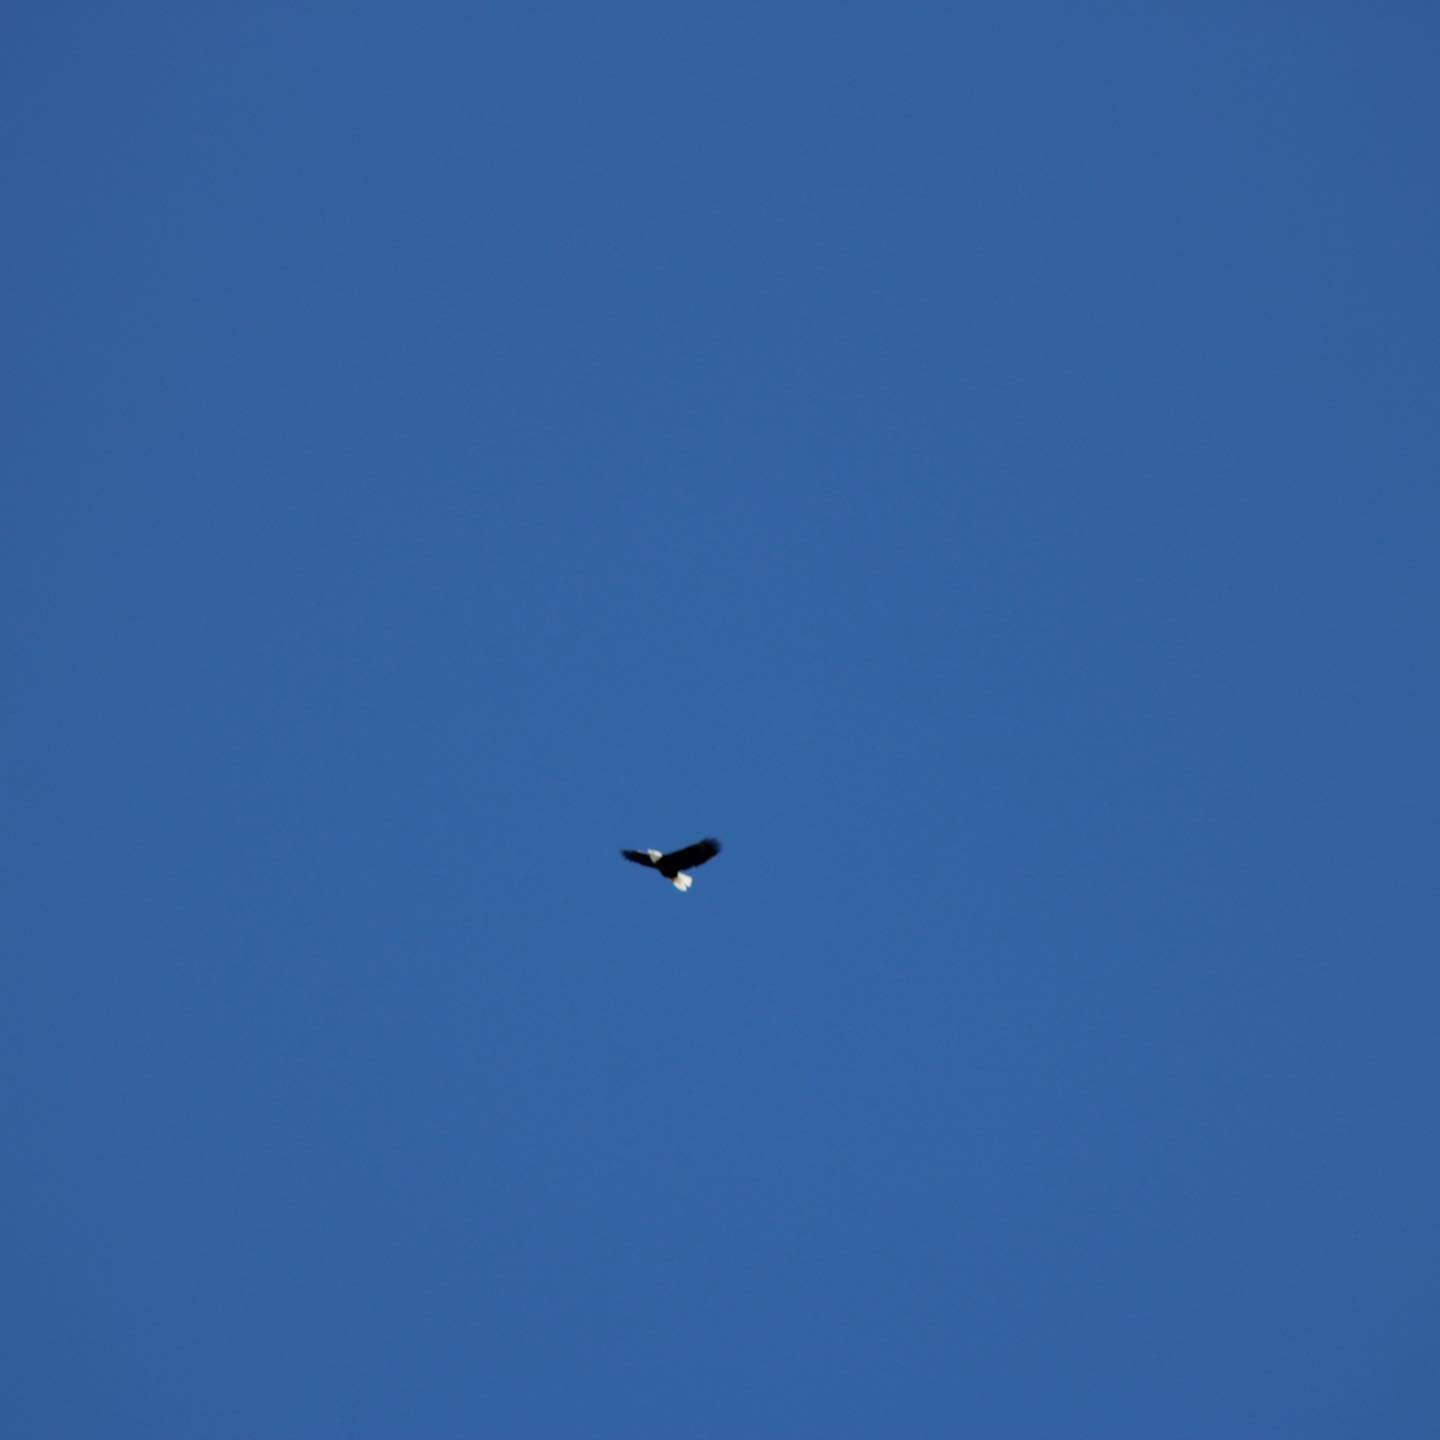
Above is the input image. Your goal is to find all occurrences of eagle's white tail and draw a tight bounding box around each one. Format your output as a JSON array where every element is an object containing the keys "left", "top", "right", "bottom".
[{"left": 671, "top": 873, "right": 694, "bottom": 892}]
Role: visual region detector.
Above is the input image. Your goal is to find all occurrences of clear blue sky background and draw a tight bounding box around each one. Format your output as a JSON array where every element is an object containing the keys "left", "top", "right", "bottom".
[{"left": 5, "top": 4, "right": 1438, "bottom": 1436}]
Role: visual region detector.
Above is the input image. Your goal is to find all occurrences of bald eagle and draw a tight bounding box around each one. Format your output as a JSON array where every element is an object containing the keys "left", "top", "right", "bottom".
[{"left": 621, "top": 837, "right": 722, "bottom": 892}]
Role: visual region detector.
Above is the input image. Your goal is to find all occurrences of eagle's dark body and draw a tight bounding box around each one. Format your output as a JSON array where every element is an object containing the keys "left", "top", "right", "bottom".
[{"left": 621, "top": 837, "right": 722, "bottom": 891}]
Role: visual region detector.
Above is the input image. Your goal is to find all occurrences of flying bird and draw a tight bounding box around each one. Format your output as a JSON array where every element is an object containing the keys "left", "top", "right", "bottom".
[{"left": 620, "top": 837, "right": 722, "bottom": 892}]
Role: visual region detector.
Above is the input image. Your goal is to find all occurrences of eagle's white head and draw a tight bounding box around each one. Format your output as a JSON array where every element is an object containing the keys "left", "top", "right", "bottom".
[{"left": 645, "top": 848, "right": 663, "bottom": 861}]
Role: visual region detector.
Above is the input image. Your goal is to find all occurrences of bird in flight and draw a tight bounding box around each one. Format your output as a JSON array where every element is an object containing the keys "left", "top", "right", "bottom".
[{"left": 620, "top": 837, "right": 722, "bottom": 892}]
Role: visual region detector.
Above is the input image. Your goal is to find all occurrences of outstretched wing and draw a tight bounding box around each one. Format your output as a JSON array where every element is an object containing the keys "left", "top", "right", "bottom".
[
  {"left": 661, "top": 837, "right": 722, "bottom": 874},
  {"left": 620, "top": 849, "right": 659, "bottom": 867}
]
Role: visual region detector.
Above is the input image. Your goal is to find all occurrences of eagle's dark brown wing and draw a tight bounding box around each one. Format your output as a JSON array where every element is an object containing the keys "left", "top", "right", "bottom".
[
  {"left": 620, "top": 849, "right": 659, "bottom": 867},
  {"left": 658, "top": 838, "right": 722, "bottom": 876}
]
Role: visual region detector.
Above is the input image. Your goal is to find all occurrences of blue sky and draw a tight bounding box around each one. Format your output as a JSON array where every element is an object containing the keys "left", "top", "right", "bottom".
[{"left": 5, "top": 4, "right": 1438, "bottom": 1436}]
